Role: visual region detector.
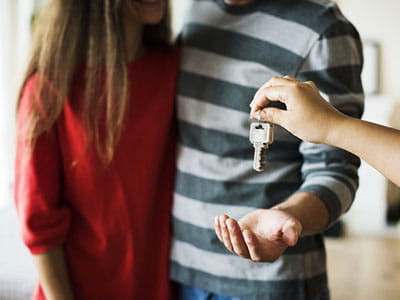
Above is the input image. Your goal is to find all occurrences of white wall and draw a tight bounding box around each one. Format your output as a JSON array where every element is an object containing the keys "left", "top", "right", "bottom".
[
  {"left": 0, "top": 1, "right": 18, "bottom": 209},
  {"left": 171, "top": 0, "right": 187, "bottom": 37},
  {"left": 337, "top": 0, "right": 400, "bottom": 235},
  {"left": 0, "top": 0, "right": 34, "bottom": 209},
  {"left": 338, "top": 0, "right": 400, "bottom": 100},
  {"left": 344, "top": 96, "right": 399, "bottom": 235}
]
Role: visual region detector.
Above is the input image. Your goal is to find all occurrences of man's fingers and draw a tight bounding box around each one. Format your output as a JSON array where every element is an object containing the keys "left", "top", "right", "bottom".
[
  {"left": 226, "top": 218, "right": 250, "bottom": 259},
  {"left": 242, "top": 230, "right": 263, "bottom": 262},
  {"left": 214, "top": 216, "right": 223, "bottom": 242},
  {"left": 282, "top": 220, "right": 301, "bottom": 246},
  {"left": 219, "top": 215, "right": 234, "bottom": 253}
]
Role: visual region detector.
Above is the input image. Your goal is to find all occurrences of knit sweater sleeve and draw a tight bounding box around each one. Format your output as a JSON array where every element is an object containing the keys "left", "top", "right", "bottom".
[
  {"left": 14, "top": 75, "right": 71, "bottom": 254},
  {"left": 295, "top": 20, "right": 364, "bottom": 228}
]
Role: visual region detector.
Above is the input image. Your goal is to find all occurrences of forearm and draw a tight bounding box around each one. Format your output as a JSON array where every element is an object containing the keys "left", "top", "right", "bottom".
[
  {"left": 273, "top": 192, "right": 329, "bottom": 235},
  {"left": 33, "top": 246, "right": 74, "bottom": 300},
  {"left": 328, "top": 116, "right": 400, "bottom": 187}
]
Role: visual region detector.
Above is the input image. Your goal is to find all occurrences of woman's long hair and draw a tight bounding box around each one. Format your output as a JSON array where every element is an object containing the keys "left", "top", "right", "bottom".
[{"left": 18, "top": 0, "right": 172, "bottom": 164}]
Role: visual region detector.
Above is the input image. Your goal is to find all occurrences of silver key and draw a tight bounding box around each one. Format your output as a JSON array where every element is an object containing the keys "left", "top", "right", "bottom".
[{"left": 249, "top": 122, "right": 274, "bottom": 172}]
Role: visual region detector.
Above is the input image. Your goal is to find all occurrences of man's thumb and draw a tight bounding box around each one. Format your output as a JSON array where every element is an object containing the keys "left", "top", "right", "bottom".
[{"left": 282, "top": 219, "right": 302, "bottom": 246}]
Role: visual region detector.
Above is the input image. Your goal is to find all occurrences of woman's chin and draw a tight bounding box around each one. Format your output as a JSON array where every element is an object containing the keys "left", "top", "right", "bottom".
[
  {"left": 140, "top": 13, "right": 165, "bottom": 25},
  {"left": 134, "top": 0, "right": 166, "bottom": 25}
]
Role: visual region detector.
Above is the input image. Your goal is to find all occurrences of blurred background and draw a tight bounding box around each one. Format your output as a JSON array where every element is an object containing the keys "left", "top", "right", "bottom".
[{"left": 0, "top": 0, "right": 399, "bottom": 299}]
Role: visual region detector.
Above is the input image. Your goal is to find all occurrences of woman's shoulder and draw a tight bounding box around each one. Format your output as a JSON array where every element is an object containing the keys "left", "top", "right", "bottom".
[
  {"left": 18, "top": 73, "right": 44, "bottom": 112},
  {"left": 20, "top": 72, "right": 61, "bottom": 101},
  {"left": 20, "top": 73, "right": 40, "bottom": 95}
]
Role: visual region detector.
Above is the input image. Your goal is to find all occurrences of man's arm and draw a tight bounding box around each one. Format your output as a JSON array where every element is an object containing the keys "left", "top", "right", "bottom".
[
  {"left": 293, "top": 19, "right": 364, "bottom": 229},
  {"left": 273, "top": 192, "right": 328, "bottom": 235},
  {"left": 215, "top": 18, "right": 363, "bottom": 262},
  {"left": 215, "top": 192, "right": 328, "bottom": 262}
]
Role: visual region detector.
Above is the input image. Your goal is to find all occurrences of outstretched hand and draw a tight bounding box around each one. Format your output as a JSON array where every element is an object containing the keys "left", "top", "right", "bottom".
[{"left": 214, "top": 209, "right": 302, "bottom": 262}]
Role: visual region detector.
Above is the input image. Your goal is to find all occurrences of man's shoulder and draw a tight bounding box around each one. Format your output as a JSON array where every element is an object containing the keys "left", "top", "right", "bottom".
[{"left": 257, "top": 0, "right": 352, "bottom": 35}]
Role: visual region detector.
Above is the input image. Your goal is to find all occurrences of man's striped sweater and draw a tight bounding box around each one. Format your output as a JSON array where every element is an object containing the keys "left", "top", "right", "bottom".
[{"left": 170, "top": 0, "right": 364, "bottom": 299}]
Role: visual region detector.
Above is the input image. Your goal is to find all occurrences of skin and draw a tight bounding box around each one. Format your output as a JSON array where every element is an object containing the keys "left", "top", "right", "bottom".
[
  {"left": 214, "top": 0, "right": 331, "bottom": 263},
  {"left": 215, "top": 192, "right": 328, "bottom": 262},
  {"left": 249, "top": 75, "right": 400, "bottom": 187},
  {"left": 125, "top": 0, "right": 168, "bottom": 61},
  {"left": 216, "top": 74, "right": 400, "bottom": 262},
  {"left": 33, "top": 1, "right": 167, "bottom": 299},
  {"left": 33, "top": 247, "right": 75, "bottom": 300}
]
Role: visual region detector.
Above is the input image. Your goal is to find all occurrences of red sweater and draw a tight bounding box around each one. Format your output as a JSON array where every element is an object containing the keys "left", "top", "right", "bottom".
[{"left": 14, "top": 49, "right": 179, "bottom": 300}]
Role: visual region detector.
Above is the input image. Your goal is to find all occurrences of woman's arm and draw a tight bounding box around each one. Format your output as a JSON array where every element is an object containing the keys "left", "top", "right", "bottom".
[
  {"left": 15, "top": 77, "right": 75, "bottom": 298},
  {"left": 33, "top": 246, "right": 74, "bottom": 300},
  {"left": 328, "top": 116, "right": 400, "bottom": 187},
  {"left": 250, "top": 76, "right": 400, "bottom": 187}
]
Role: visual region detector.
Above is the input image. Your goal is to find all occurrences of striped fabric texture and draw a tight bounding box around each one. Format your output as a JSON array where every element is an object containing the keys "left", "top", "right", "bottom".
[{"left": 171, "top": 0, "right": 364, "bottom": 299}]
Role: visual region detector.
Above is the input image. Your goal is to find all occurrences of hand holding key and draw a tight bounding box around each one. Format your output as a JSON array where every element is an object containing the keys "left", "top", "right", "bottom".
[{"left": 249, "top": 76, "right": 345, "bottom": 145}]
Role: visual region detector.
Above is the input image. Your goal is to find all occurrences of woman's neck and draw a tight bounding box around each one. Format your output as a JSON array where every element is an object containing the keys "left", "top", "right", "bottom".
[{"left": 124, "top": 14, "right": 145, "bottom": 62}]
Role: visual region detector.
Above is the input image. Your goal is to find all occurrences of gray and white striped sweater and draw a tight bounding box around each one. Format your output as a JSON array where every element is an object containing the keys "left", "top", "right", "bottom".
[{"left": 171, "top": 0, "right": 363, "bottom": 299}]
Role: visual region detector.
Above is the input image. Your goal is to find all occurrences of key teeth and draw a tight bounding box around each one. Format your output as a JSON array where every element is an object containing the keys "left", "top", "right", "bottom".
[
  {"left": 254, "top": 166, "right": 264, "bottom": 172},
  {"left": 253, "top": 147, "right": 267, "bottom": 172},
  {"left": 253, "top": 161, "right": 266, "bottom": 172}
]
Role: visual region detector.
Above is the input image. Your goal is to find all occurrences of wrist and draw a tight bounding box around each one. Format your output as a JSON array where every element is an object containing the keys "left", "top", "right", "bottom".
[
  {"left": 324, "top": 113, "right": 351, "bottom": 146},
  {"left": 271, "top": 206, "right": 304, "bottom": 236},
  {"left": 272, "top": 192, "right": 328, "bottom": 235}
]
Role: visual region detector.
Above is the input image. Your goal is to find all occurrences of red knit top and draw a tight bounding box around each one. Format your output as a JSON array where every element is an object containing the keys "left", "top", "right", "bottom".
[{"left": 14, "top": 49, "right": 179, "bottom": 300}]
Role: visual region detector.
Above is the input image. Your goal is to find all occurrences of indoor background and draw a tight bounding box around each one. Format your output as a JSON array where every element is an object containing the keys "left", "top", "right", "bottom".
[{"left": 0, "top": 0, "right": 399, "bottom": 299}]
